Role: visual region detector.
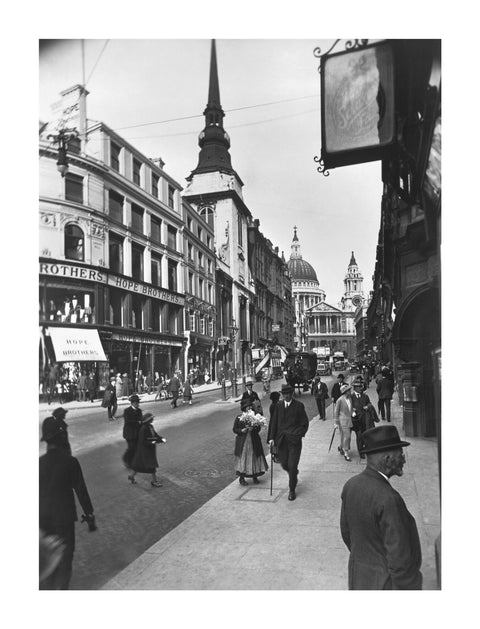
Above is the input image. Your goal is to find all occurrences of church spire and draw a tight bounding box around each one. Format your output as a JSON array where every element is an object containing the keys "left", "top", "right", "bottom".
[
  {"left": 187, "top": 39, "right": 237, "bottom": 180},
  {"left": 290, "top": 226, "right": 302, "bottom": 259},
  {"left": 349, "top": 251, "right": 357, "bottom": 267}
]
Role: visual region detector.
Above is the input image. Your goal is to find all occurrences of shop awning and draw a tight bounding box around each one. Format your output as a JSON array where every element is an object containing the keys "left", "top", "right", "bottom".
[
  {"left": 255, "top": 353, "right": 270, "bottom": 375},
  {"left": 47, "top": 327, "right": 107, "bottom": 362}
]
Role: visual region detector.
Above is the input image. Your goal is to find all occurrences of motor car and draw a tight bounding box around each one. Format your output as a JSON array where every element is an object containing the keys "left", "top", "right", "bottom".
[{"left": 316, "top": 361, "right": 331, "bottom": 376}]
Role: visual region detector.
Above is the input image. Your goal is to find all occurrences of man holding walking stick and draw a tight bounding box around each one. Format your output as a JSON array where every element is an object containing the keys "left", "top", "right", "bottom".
[{"left": 268, "top": 383, "right": 309, "bottom": 501}]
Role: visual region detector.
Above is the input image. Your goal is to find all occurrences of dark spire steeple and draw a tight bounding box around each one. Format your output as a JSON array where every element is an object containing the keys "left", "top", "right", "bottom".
[
  {"left": 187, "top": 39, "right": 238, "bottom": 181},
  {"left": 349, "top": 251, "right": 357, "bottom": 267}
]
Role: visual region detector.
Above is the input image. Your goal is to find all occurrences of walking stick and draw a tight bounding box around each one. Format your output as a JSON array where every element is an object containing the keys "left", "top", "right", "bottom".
[
  {"left": 328, "top": 425, "right": 337, "bottom": 452},
  {"left": 269, "top": 442, "right": 274, "bottom": 496}
]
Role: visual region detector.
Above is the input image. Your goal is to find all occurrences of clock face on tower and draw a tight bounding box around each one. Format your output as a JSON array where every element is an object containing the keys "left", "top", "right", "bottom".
[{"left": 352, "top": 295, "right": 363, "bottom": 307}]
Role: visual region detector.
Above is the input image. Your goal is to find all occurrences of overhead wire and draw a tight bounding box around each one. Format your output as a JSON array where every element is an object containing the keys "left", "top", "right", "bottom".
[
  {"left": 86, "top": 40, "right": 110, "bottom": 86},
  {"left": 114, "top": 94, "right": 319, "bottom": 131}
]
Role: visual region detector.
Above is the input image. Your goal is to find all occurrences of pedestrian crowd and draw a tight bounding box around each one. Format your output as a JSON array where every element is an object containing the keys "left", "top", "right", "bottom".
[{"left": 40, "top": 359, "right": 425, "bottom": 590}]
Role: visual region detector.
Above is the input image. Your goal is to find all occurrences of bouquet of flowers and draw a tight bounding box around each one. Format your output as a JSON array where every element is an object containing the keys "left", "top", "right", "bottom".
[{"left": 239, "top": 409, "right": 268, "bottom": 430}]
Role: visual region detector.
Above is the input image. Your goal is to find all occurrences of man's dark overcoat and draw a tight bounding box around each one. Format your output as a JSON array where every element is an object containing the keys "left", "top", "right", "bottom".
[
  {"left": 340, "top": 466, "right": 422, "bottom": 590},
  {"left": 268, "top": 398, "right": 309, "bottom": 451}
]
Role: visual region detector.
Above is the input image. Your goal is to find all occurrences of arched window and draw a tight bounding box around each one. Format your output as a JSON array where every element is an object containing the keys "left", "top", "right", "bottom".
[
  {"left": 65, "top": 223, "right": 84, "bottom": 261},
  {"left": 200, "top": 206, "right": 214, "bottom": 228}
]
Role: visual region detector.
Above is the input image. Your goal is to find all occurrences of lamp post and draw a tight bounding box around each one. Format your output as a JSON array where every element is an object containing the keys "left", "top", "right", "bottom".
[
  {"left": 47, "top": 128, "right": 78, "bottom": 177},
  {"left": 229, "top": 319, "right": 239, "bottom": 397}
]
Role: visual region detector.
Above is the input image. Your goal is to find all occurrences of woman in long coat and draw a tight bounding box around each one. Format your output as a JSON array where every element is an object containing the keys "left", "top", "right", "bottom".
[
  {"left": 334, "top": 383, "right": 353, "bottom": 461},
  {"left": 129, "top": 412, "right": 166, "bottom": 487},
  {"left": 233, "top": 400, "right": 268, "bottom": 486}
]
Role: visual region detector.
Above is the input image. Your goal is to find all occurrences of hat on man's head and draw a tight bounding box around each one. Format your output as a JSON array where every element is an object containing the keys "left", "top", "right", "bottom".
[
  {"left": 337, "top": 373, "right": 345, "bottom": 380},
  {"left": 340, "top": 383, "right": 351, "bottom": 394},
  {"left": 41, "top": 416, "right": 65, "bottom": 442},
  {"left": 270, "top": 391, "right": 281, "bottom": 402},
  {"left": 352, "top": 376, "right": 364, "bottom": 387},
  {"left": 52, "top": 407, "right": 67, "bottom": 419},
  {"left": 129, "top": 394, "right": 140, "bottom": 403},
  {"left": 360, "top": 425, "right": 410, "bottom": 454},
  {"left": 141, "top": 412, "right": 154, "bottom": 423},
  {"left": 246, "top": 380, "right": 253, "bottom": 386},
  {"left": 281, "top": 383, "right": 294, "bottom": 394}
]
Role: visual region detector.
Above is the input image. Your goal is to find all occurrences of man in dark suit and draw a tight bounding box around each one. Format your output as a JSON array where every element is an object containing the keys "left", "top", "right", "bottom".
[
  {"left": 350, "top": 376, "right": 371, "bottom": 459},
  {"left": 376, "top": 368, "right": 395, "bottom": 421},
  {"left": 312, "top": 375, "right": 329, "bottom": 420},
  {"left": 39, "top": 416, "right": 96, "bottom": 589},
  {"left": 122, "top": 394, "right": 143, "bottom": 469},
  {"left": 268, "top": 383, "right": 309, "bottom": 501},
  {"left": 340, "top": 425, "right": 422, "bottom": 590},
  {"left": 331, "top": 373, "right": 345, "bottom": 404},
  {"left": 51, "top": 407, "right": 72, "bottom": 455}
]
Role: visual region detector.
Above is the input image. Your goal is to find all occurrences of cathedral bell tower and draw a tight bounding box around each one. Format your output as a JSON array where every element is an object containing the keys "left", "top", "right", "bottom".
[{"left": 341, "top": 251, "right": 364, "bottom": 311}]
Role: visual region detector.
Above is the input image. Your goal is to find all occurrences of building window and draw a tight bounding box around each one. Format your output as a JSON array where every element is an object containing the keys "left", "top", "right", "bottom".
[
  {"left": 208, "top": 319, "right": 214, "bottom": 337},
  {"left": 188, "top": 243, "right": 193, "bottom": 260},
  {"left": 199, "top": 316, "right": 206, "bottom": 335},
  {"left": 200, "top": 206, "right": 214, "bottom": 228},
  {"left": 132, "top": 244, "right": 144, "bottom": 281},
  {"left": 151, "top": 254, "right": 162, "bottom": 287},
  {"left": 111, "top": 141, "right": 121, "bottom": 172},
  {"left": 188, "top": 272, "right": 194, "bottom": 294},
  {"left": 65, "top": 173, "right": 83, "bottom": 203},
  {"left": 133, "top": 158, "right": 141, "bottom": 185},
  {"left": 152, "top": 172, "right": 159, "bottom": 198},
  {"left": 108, "top": 287, "right": 123, "bottom": 326},
  {"left": 131, "top": 294, "right": 144, "bottom": 329},
  {"left": 207, "top": 284, "right": 212, "bottom": 303},
  {"left": 198, "top": 252, "right": 204, "bottom": 268},
  {"left": 168, "top": 185, "right": 175, "bottom": 209},
  {"left": 43, "top": 289, "right": 95, "bottom": 324},
  {"left": 167, "top": 225, "right": 177, "bottom": 250},
  {"left": 199, "top": 278, "right": 204, "bottom": 299},
  {"left": 198, "top": 226, "right": 203, "bottom": 241},
  {"left": 109, "top": 232, "right": 124, "bottom": 274},
  {"left": 237, "top": 213, "right": 243, "bottom": 246},
  {"left": 189, "top": 313, "right": 196, "bottom": 331},
  {"left": 151, "top": 216, "right": 162, "bottom": 244},
  {"left": 151, "top": 300, "right": 161, "bottom": 332},
  {"left": 206, "top": 235, "right": 212, "bottom": 249},
  {"left": 207, "top": 259, "right": 213, "bottom": 275},
  {"left": 64, "top": 223, "right": 84, "bottom": 261},
  {"left": 167, "top": 260, "right": 177, "bottom": 292},
  {"left": 108, "top": 190, "right": 124, "bottom": 223},
  {"left": 131, "top": 203, "right": 144, "bottom": 234}
]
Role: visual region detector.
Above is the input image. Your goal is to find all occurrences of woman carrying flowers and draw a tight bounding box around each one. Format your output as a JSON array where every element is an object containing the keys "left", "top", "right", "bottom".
[{"left": 233, "top": 399, "right": 269, "bottom": 486}]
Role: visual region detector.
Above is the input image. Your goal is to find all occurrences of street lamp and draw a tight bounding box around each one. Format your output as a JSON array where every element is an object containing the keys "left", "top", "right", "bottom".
[
  {"left": 229, "top": 319, "right": 239, "bottom": 397},
  {"left": 47, "top": 128, "right": 78, "bottom": 177}
]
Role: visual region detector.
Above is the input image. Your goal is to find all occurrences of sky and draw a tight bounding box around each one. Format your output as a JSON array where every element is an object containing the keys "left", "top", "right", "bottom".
[{"left": 39, "top": 38, "right": 383, "bottom": 305}]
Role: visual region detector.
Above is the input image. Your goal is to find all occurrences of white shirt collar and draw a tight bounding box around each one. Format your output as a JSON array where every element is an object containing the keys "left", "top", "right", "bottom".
[{"left": 377, "top": 470, "right": 389, "bottom": 482}]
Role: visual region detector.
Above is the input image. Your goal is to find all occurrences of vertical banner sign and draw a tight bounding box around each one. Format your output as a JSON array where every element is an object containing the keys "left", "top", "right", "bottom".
[{"left": 321, "top": 42, "right": 395, "bottom": 168}]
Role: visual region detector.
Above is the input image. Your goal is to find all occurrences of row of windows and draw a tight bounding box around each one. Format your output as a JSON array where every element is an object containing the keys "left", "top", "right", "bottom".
[
  {"left": 186, "top": 314, "right": 214, "bottom": 336},
  {"left": 187, "top": 272, "right": 213, "bottom": 301},
  {"left": 111, "top": 141, "right": 175, "bottom": 208},
  {"left": 185, "top": 216, "right": 213, "bottom": 248},
  {"left": 186, "top": 244, "right": 214, "bottom": 274}
]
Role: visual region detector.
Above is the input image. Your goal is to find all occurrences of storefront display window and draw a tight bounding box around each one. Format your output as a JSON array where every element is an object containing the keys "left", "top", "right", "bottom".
[{"left": 41, "top": 289, "right": 95, "bottom": 324}]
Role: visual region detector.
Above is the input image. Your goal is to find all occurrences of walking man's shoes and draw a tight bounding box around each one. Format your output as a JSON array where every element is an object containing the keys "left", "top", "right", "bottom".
[{"left": 288, "top": 490, "right": 296, "bottom": 501}]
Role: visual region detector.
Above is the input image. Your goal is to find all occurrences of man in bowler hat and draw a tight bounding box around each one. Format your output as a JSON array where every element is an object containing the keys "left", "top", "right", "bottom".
[
  {"left": 51, "top": 407, "right": 72, "bottom": 455},
  {"left": 268, "top": 383, "right": 309, "bottom": 501},
  {"left": 122, "top": 394, "right": 143, "bottom": 468},
  {"left": 340, "top": 424, "right": 422, "bottom": 589},
  {"left": 39, "top": 416, "right": 96, "bottom": 589}
]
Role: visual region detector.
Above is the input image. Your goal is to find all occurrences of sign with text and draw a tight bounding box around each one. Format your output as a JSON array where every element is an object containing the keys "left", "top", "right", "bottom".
[
  {"left": 321, "top": 42, "right": 395, "bottom": 169},
  {"left": 48, "top": 327, "right": 107, "bottom": 362},
  {"left": 107, "top": 275, "right": 185, "bottom": 306},
  {"left": 40, "top": 262, "right": 106, "bottom": 283}
]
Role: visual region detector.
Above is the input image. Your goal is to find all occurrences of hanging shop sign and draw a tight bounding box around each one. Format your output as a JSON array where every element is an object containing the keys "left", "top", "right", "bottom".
[
  {"left": 321, "top": 41, "right": 396, "bottom": 169},
  {"left": 47, "top": 327, "right": 107, "bottom": 362}
]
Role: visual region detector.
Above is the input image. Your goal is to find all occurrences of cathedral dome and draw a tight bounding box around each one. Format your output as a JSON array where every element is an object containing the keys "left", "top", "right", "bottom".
[{"left": 287, "top": 257, "right": 318, "bottom": 282}]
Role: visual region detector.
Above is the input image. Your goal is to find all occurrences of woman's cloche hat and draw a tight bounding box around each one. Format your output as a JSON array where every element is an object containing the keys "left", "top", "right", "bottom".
[
  {"left": 340, "top": 383, "right": 351, "bottom": 394},
  {"left": 141, "top": 412, "right": 155, "bottom": 423}
]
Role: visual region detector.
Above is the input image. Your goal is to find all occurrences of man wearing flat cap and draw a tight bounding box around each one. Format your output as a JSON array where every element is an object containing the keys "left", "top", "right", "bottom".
[
  {"left": 268, "top": 383, "right": 309, "bottom": 501},
  {"left": 340, "top": 425, "right": 422, "bottom": 589}
]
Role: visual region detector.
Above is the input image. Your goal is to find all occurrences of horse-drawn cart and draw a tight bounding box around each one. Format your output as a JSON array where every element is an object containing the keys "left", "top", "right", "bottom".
[{"left": 283, "top": 351, "right": 318, "bottom": 394}]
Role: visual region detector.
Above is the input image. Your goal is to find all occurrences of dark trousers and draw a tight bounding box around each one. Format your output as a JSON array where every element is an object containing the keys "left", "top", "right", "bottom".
[
  {"left": 315, "top": 397, "right": 326, "bottom": 419},
  {"left": 39, "top": 522, "right": 75, "bottom": 590},
  {"left": 277, "top": 436, "right": 302, "bottom": 491},
  {"left": 351, "top": 422, "right": 365, "bottom": 454},
  {"left": 107, "top": 401, "right": 117, "bottom": 419},
  {"left": 123, "top": 439, "right": 137, "bottom": 468},
  {"left": 378, "top": 398, "right": 391, "bottom": 421}
]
